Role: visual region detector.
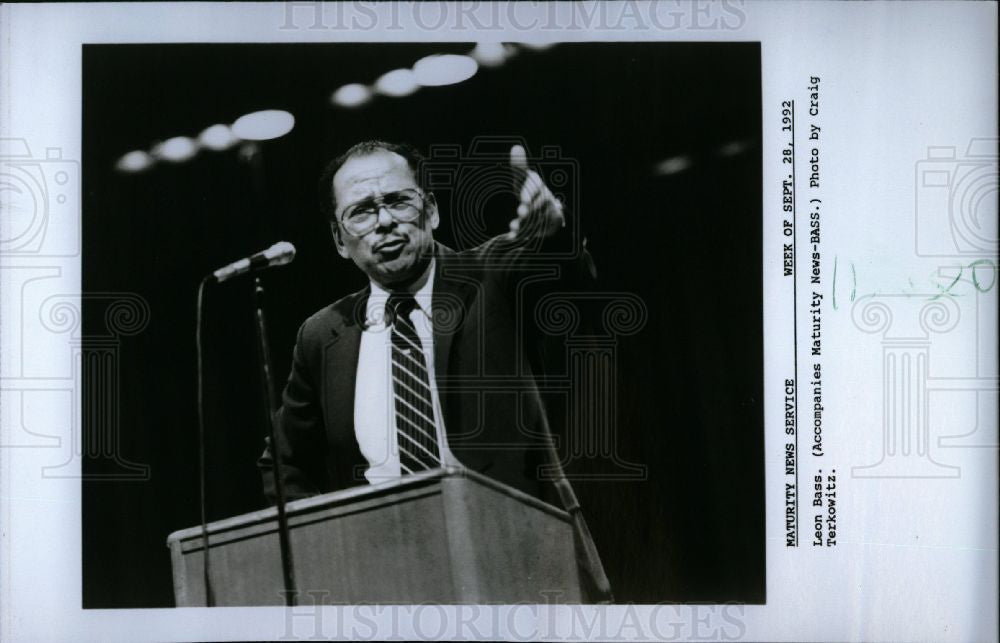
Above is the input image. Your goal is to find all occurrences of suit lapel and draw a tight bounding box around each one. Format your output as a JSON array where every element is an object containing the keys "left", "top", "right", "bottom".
[
  {"left": 324, "top": 286, "right": 368, "bottom": 446},
  {"left": 431, "top": 246, "right": 475, "bottom": 428}
]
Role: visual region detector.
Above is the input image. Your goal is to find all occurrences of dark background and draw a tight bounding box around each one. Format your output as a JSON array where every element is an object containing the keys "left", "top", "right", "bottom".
[{"left": 82, "top": 42, "right": 763, "bottom": 607}]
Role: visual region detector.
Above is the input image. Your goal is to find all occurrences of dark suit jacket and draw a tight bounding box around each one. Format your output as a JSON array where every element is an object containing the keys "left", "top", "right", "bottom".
[{"left": 259, "top": 225, "right": 595, "bottom": 504}]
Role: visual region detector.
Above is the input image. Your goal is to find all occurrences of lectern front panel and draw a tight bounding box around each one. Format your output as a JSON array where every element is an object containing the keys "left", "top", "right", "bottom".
[{"left": 168, "top": 469, "right": 580, "bottom": 605}]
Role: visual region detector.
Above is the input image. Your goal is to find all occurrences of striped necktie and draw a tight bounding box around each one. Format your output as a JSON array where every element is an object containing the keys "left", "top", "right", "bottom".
[{"left": 386, "top": 293, "right": 442, "bottom": 474}]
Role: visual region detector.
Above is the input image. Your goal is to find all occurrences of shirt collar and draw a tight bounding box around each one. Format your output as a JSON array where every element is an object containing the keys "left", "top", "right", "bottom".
[{"left": 365, "top": 258, "right": 435, "bottom": 327}]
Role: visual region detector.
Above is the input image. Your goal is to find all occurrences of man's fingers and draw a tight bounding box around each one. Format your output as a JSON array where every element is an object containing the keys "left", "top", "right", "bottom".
[
  {"left": 517, "top": 186, "right": 547, "bottom": 219},
  {"left": 519, "top": 169, "right": 545, "bottom": 204},
  {"left": 510, "top": 145, "right": 529, "bottom": 199}
]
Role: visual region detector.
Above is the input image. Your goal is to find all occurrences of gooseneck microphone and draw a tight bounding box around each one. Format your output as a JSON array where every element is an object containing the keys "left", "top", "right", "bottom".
[{"left": 212, "top": 241, "right": 296, "bottom": 283}]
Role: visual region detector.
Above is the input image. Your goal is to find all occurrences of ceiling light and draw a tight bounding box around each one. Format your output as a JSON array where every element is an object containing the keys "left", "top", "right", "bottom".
[
  {"left": 198, "top": 124, "right": 240, "bottom": 151},
  {"left": 412, "top": 54, "right": 478, "bottom": 87},
  {"left": 153, "top": 137, "right": 198, "bottom": 163},
  {"left": 331, "top": 83, "right": 372, "bottom": 108},
  {"left": 375, "top": 69, "right": 419, "bottom": 97},
  {"left": 231, "top": 110, "right": 295, "bottom": 141},
  {"left": 115, "top": 150, "right": 155, "bottom": 173}
]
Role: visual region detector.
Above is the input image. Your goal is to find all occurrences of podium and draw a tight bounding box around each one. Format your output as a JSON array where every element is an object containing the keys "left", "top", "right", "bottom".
[{"left": 167, "top": 467, "right": 583, "bottom": 605}]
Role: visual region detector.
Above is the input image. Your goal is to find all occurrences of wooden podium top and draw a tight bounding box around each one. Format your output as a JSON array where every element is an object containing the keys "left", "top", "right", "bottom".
[{"left": 167, "top": 466, "right": 568, "bottom": 553}]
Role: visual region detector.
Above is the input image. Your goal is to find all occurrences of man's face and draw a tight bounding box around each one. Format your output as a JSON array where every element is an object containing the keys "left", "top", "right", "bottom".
[{"left": 331, "top": 150, "right": 439, "bottom": 288}]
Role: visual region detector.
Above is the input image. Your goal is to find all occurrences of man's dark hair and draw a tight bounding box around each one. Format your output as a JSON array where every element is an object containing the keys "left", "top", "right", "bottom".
[{"left": 317, "top": 140, "right": 428, "bottom": 223}]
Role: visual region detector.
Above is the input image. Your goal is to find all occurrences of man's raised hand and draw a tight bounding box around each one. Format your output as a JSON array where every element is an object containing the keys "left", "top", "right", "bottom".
[{"left": 507, "top": 144, "right": 565, "bottom": 241}]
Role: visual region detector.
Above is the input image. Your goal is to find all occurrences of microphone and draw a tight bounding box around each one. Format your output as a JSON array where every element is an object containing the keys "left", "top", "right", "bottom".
[{"left": 212, "top": 241, "right": 296, "bottom": 283}]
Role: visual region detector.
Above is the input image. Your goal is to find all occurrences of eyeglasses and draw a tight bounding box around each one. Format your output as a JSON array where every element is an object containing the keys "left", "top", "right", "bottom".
[{"left": 338, "top": 188, "right": 426, "bottom": 237}]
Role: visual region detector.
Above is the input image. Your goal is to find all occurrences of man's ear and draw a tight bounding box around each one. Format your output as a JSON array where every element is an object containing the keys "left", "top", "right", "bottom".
[
  {"left": 330, "top": 221, "right": 349, "bottom": 258},
  {"left": 425, "top": 192, "right": 440, "bottom": 230}
]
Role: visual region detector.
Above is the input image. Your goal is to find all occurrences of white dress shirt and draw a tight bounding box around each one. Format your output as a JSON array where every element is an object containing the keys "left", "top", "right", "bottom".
[{"left": 354, "top": 259, "right": 457, "bottom": 483}]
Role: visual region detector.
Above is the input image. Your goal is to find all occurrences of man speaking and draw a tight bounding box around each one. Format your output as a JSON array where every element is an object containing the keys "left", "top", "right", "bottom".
[{"left": 258, "top": 139, "right": 597, "bottom": 531}]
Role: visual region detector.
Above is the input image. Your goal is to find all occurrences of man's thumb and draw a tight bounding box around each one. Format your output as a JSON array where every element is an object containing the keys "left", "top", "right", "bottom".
[{"left": 509, "top": 144, "right": 528, "bottom": 170}]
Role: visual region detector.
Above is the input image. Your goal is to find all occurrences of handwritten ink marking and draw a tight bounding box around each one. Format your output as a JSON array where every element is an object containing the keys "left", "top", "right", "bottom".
[
  {"left": 970, "top": 259, "right": 997, "bottom": 293},
  {"left": 832, "top": 256, "right": 838, "bottom": 310}
]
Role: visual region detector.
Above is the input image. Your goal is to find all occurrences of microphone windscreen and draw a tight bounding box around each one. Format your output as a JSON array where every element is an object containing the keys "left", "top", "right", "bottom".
[{"left": 265, "top": 241, "right": 297, "bottom": 265}]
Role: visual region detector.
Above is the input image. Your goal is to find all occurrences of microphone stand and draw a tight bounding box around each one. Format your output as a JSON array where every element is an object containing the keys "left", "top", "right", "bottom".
[
  {"left": 541, "top": 431, "right": 615, "bottom": 604},
  {"left": 252, "top": 275, "right": 298, "bottom": 606}
]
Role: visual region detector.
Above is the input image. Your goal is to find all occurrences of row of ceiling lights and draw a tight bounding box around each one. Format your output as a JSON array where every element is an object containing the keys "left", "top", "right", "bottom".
[
  {"left": 116, "top": 110, "right": 295, "bottom": 173},
  {"left": 117, "top": 42, "right": 548, "bottom": 174},
  {"left": 116, "top": 42, "right": 750, "bottom": 178},
  {"left": 331, "top": 42, "right": 530, "bottom": 107}
]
